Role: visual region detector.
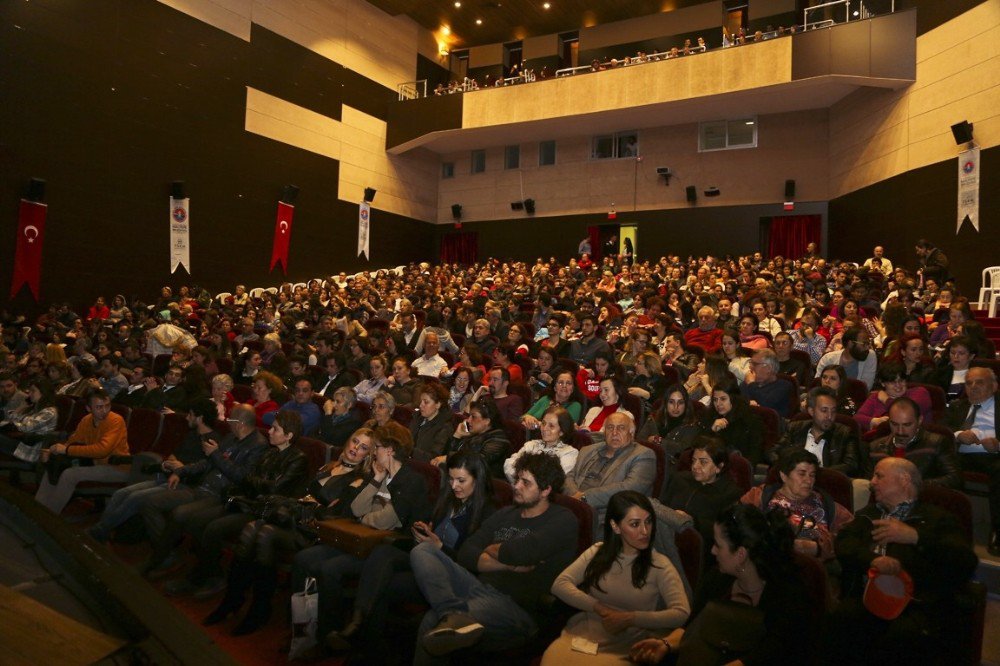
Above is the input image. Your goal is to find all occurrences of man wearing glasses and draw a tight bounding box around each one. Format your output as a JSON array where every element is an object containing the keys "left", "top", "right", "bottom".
[{"left": 814, "top": 328, "right": 877, "bottom": 390}]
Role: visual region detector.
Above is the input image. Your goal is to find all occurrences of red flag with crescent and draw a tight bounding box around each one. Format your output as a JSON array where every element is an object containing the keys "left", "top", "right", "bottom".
[
  {"left": 10, "top": 199, "right": 47, "bottom": 300},
  {"left": 270, "top": 201, "right": 294, "bottom": 273}
]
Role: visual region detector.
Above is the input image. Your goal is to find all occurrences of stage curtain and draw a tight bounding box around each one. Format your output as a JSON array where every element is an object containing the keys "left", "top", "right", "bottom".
[
  {"left": 440, "top": 231, "right": 478, "bottom": 264},
  {"left": 768, "top": 215, "right": 821, "bottom": 259}
]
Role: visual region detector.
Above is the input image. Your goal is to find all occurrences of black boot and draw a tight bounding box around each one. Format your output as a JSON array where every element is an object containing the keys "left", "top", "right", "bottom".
[
  {"left": 231, "top": 564, "right": 278, "bottom": 636},
  {"left": 203, "top": 558, "right": 254, "bottom": 626},
  {"left": 326, "top": 608, "right": 364, "bottom": 651}
]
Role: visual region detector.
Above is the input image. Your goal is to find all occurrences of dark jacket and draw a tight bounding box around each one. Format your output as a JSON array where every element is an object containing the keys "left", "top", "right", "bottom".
[
  {"left": 239, "top": 444, "right": 309, "bottom": 498},
  {"left": 177, "top": 429, "right": 267, "bottom": 496},
  {"left": 774, "top": 420, "right": 860, "bottom": 477},
  {"left": 410, "top": 408, "right": 454, "bottom": 460},
  {"left": 661, "top": 471, "right": 742, "bottom": 551},
  {"left": 864, "top": 429, "right": 962, "bottom": 489},
  {"left": 142, "top": 385, "right": 187, "bottom": 411},
  {"left": 444, "top": 427, "right": 511, "bottom": 479},
  {"left": 701, "top": 408, "right": 764, "bottom": 465},
  {"left": 318, "top": 409, "right": 363, "bottom": 448}
]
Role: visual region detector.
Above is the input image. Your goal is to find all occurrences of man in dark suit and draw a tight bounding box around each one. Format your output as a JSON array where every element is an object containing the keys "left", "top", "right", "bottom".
[
  {"left": 946, "top": 366, "right": 1000, "bottom": 553},
  {"left": 141, "top": 364, "right": 188, "bottom": 412},
  {"left": 316, "top": 353, "right": 354, "bottom": 398},
  {"left": 864, "top": 397, "right": 962, "bottom": 489},
  {"left": 774, "top": 387, "right": 859, "bottom": 476}
]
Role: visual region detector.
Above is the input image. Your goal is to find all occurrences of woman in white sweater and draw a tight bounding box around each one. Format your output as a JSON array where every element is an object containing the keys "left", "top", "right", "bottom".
[
  {"left": 503, "top": 405, "right": 579, "bottom": 482},
  {"left": 542, "top": 491, "right": 690, "bottom": 664}
]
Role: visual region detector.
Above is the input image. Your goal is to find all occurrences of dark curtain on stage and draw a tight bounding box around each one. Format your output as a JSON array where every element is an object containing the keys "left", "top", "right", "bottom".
[
  {"left": 768, "top": 215, "right": 821, "bottom": 259},
  {"left": 440, "top": 231, "right": 478, "bottom": 264}
]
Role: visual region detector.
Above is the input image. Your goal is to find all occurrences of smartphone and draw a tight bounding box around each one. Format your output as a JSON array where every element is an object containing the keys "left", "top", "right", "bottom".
[{"left": 463, "top": 420, "right": 471, "bottom": 433}]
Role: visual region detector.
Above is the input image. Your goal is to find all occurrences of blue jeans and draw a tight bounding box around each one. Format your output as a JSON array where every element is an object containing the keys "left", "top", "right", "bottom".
[
  {"left": 409, "top": 542, "right": 536, "bottom": 664},
  {"left": 93, "top": 479, "right": 168, "bottom": 537}
]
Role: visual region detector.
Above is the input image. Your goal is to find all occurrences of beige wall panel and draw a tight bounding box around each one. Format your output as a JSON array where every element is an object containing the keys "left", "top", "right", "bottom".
[
  {"left": 831, "top": 121, "right": 909, "bottom": 179},
  {"left": 245, "top": 87, "right": 343, "bottom": 160},
  {"left": 462, "top": 40, "right": 791, "bottom": 128},
  {"left": 830, "top": 94, "right": 908, "bottom": 160},
  {"left": 469, "top": 44, "right": 504, "bottom": 68},
  {"left": 749, "top": 0, "right": 796, "bottom": 21},
  {"left": 157, "top": 0, "right": 252, "bottom": 40},
  {"left": 416, "top": 26, "right": 444, "bottom": 63},
  {"left": 908, "top": 86, "right": 1000, "bottom": 146},
  {"left": 915, "top": 1, "right": 999, "bottom": 62},
  {"left": 913, "top": 30, "right": 1000, "bottom": 91},
  {"left": 524, "top": 34, "right": 559, "bottom": 60},
  {"left": 580, "top": 2, "right": 722, "bottom": 51},
  {"left": 908, "top": 56, "right": 1000, "bottom": 117}
]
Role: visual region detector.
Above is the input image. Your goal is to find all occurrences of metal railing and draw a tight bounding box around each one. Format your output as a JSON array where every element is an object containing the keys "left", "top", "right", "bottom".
[
  {"left": 397, "top": 80, "right": 427, "bottom": 101},
  {"left": 804, "top": 0, "right": 895, "bottom": 31}
]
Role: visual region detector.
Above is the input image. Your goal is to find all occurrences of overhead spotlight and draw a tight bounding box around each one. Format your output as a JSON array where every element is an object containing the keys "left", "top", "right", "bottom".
[
  {"left": 454, "top": 1, "right": 461, "bottom": 7},
  {"left": 543, "top": 2, "right": 551, "bottom": 8},
  {"left": 475, "top": 18, "right": 482, "bottom": 25},
  {"left": 363, "top": 187, "right": 376, "bottom": 203},
  {"left": 951, "top": 120, "right": 974, "bottom": 145}
]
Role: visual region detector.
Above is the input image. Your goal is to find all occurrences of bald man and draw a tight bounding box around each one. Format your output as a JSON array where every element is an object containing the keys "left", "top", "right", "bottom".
[
  {"left": 829, "top": 457, "right": 977, "bottom": 665},
  {"left": 863, "top": 245, "right": 894, "bottom": 276}
]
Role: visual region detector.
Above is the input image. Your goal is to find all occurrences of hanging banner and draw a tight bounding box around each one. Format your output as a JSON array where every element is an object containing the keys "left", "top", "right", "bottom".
[
  {"left": 169, "top": 196, "right": 190, "bottom": 273},
  {"left": 270, "top": 201, "right": 294, "bottom": 273},
  {"left": 957, "top": 146, "right": 980, "bottom": 233},
  {"left": 10, "top": 199, "right": 47, "bottom": 300},
  {"left": 358, "top": 202, "right": 370, "bottom": 259}
]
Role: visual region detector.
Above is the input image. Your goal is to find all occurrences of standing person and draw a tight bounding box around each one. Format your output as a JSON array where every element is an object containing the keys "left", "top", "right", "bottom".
[
  {"left": 915, "top": 238, "right": 949, "bottom": 287},
  {"left": 408, "top": 452, "right": 578, "bottom": 660},
  {"left": 542, "top": 491, "right": 690, "bottom": 664}
]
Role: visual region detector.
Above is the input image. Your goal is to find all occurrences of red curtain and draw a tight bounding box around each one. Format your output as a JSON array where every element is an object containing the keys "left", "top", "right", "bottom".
[
  {"left": 588, "top": 226, "right": 601, "bottom": 260},
  {"left": 440, "top": 231, "right": 478, "bottom": 264},
  {"left": 768, "top": 214, "right": 821, "bottom": 259}
]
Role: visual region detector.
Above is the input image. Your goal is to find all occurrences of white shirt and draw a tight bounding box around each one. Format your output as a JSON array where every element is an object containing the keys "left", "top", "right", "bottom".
[
  {"left": 957, "top": 396, "right": 996, "bottom": 454},
  {"left": 411, "top": 354, "right": 448, "bottom": 379},
  {"left": 804, "top": 428, "right": 826, "bottom": 464}
]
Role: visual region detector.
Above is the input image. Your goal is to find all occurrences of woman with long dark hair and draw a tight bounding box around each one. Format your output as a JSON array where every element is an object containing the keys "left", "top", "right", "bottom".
[
  {"left": 542, "top": 491, "right": 690, "bottom": 664},
  {"left": 636, "top": 384, "right": 701, "bottom": 464},
  {"left": 0, "top": 378, "right": 58, "bottom": 455},
  {"left": 326, "top": 451, "right": 496, "bottom": 657},
  {"left": 702, "top": 378, "right": 764, "bottom": 465}
]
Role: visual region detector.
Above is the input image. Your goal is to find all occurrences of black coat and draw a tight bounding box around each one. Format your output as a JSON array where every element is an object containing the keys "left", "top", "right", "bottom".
[{"left": 774, "top": 420, "right": 860, "bottom": 477}]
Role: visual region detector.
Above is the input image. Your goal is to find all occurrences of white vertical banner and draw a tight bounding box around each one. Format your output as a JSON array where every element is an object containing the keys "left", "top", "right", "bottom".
[
  {"left": 358, "top": 202, "right": 370, "bottom": 259},
  {"left": 169, "top": 197, "right": 190, "bottom": 273},
  {"left": 957, "top": 146, "right": 980, "bottom": 233}
]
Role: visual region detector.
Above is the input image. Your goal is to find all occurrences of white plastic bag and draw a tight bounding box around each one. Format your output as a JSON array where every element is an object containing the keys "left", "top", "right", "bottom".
[{"left": 288, "top": 576, "right": 318, "bottom": 659}]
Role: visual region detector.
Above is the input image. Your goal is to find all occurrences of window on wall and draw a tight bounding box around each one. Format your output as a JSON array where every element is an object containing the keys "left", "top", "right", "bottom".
[
  {"left": 591, "top": 130, "right": 638, "bottom": 159},
  {"left": 699, "top": 118, "right": 757, "bottom": 151},
  {"left": 471, "top": 149, "right": 486, "bottom": 174},
  {"left": 539, "top": 140, "right": 556, "bottom": 166},
  {"left": 442, "top": 162, "right": 455, "bottom": 179},
  {"left": 504, "top": 145, "right": 520, "bottom": 170}
]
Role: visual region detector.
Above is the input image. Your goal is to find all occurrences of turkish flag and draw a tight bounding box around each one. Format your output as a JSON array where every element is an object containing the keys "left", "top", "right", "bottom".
[
  {"left": 10, "top": 200, "right": 47, "bottom": 300},
  {"left": 270, "top": 201, "right": 294, "bottom": 273}
]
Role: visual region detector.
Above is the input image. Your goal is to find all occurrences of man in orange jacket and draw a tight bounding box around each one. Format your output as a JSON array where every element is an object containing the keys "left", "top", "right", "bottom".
[{"left": 35, "top": 388, "right": 131, "bottom": 514}]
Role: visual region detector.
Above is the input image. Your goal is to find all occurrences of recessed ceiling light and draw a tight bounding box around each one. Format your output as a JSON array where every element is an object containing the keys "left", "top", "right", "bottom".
[
  {"left": 454, "top": 1, "right": 461, "bottom": 7},
  {"left": 441, "top": 25, "right": 451, "bottom": 35},
  {"left": 543, "top": 2, "right": 551, "bottom": 8},
  {"left": 475, "top": 18, "right": 483, "bottom": 25}
]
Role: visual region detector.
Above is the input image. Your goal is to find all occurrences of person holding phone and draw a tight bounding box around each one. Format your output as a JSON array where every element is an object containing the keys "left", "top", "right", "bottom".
[{"left": 325, "top": 451, "right": 496, "bottom": 659}]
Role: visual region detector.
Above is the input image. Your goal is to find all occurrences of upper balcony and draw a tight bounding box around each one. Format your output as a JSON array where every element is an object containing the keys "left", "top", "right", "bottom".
[{"left": 387, "top": 9, "right": 915, "bottom": 155}]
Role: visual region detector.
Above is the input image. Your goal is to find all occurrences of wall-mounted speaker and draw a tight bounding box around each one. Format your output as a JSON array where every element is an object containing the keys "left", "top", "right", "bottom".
[
  {"left": 686, "top": 186, "right": 697, "bottom": 203},
  {"left": 281, "top": 184, "right": 300, "bottom": 204},
  {"left": 451, "top": 203, "right": 462, "bottom": 220},
  {"left": 510, "top": 201, "right": 524, "bottom": 211},
  {"left": 363, "top": 187, "right": 376, "bottom": 203},
  {"left": 951, "top": 120, "right": 974, "bottom": 145},
  {"left": 784, "top": 179, "right": 796, "bottom": 199},
  {"left": 524, "top": 198, "right": 535, "bottom": 214}
]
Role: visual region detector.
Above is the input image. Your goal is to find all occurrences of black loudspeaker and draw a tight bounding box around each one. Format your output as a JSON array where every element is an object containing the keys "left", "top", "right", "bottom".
[
  {"left": 524, "top": 198, "right": 535, "bottom": 214},
  {"left": 686, "top": 186, "right": 697, "bottom": 203},
  {"left": 785, "top": 179, "right": 796, "bottom": 199},
  {"left": 510, "top": 201, "right": 524, "bottom": 211},
  {"left": 26, "top": 178, "right": 46, "bottom": 202},
  {"left": 951, "top": 121, "right": 974, "bottom": 145},
  {"left": 363, "top": 187, "right": 376, "bottom": 203},
  {"left": 281, "top": 184, "right": 300, "bottom": 204},
  {"left": 171, "top": 181, "right": 185, "bottom": 199},
  {"left": 451, "top": 204, "right": 462, "bottom": 220}
]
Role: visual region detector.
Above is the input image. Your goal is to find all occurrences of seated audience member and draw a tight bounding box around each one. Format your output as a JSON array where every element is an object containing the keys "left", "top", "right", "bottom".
[
  {"left": 234, "top": 350, "right": 262, "bottom": 386},
  {"left": 435, "top": 397, "right": 511, "bottom": 478},
  {"left": 581, "top": 376, "right": 631, "bottom": 443},
  {"left": 720, "top": 330, "right": 754, "bottom": 384},
  {"left": 34, "top": 389, "right": 131, "bottom": 514},
  {"left": 702, "top": 378, "right": 765, "bottom": 465},
  {"left": 87, "top": 398, "right": 221, "bottom": 543},
  {"left": 864, "top": 397, "right": 961, "bottom": 489},
  {"left": 543, "top": 491, "right": 690, "bottom": 664},
  {"left": 522, "top": 369, "right": 584, "bottom": 429},
  {"left": 854, "top": 363, "right": 933, "bottom": 431},
  {"left": 319, "top": 386, "right": 363, "bottom": 447},
  {"left": 293, "top": 428, "right": 430, "bottom": 647},
  {"left": 354, "top": 354, "right": 389, "bottom": 405},
  {"left": 815, "top": 328, "right": 877, "bottom": 390},
  {"left": 659, "top": 435, "right": 742, "bottom": 552},
  {"left": 933, "top": 336, "right": 975, "bottom": 402},
  {"left": 386, "top": 356, "right": 419, "bottom": 407},
  {"left": 448, "top": 367, "right": 477, "bottom": 415},
  {"left": 736, "top": 313, "right": 770, "bottom": 350},
  {"left": 627, "top": 351, "right": 666, "bottom": 402},
  {"left": 658, "top": 328, "right": 700, "bottom": 380},
  {"left": 209, "top": 373, "right": 235, "bottom": 420},
  {"left": 505, "top": 405, "right": 579, "bottom": 482},
  {"left": 629, "top": 504, "right": 814, "bottom": 665},
  {"left": 540, "top": 313, "right": 570, "bottom": 358},
  {"left": 527, "top": 346, "right": 558, "bottom": 402},
  {"left": 0, "top": 377, "right": 58, "bottom": 455},
  {"left": 827, "top": 458, "right": 977, "bottom": 665},
  {"left": 414, "top": 309, "right": 460, "bottom": 356},
  {"left": 790, "top": 309, "right": 828, "bottom": 365},
  {"left": 363, "top": 391, "right": 414, "bottom": 448},
  {"left": 142, "top": 364, "right": 188, "bottom": 412},
  {"left": 742, "top": 349, "right": 795, "bottom": 417},
  {"left": 408, "top": 452, "right": 577, "bottom": 659},
  {"left": 889, "top": 333, "right": 935, "bottom": 384},
  {"left": 636, "top": 384, "right": 702, "bottom": 465},
  {"left": 775, "top": 387, "right": 860, "bottom": 476},
  {"left": 326, "top": 452, "right": 496, "bottom": 658},
  {"left": 741, "top": 449, "right": 852, "bottom": 561},
  {"left": 345, "top": 337, "right": 373, "bottom": 378},
  {"left": 569, "top": 315, "right": 612, "bottom": 366},
  {"left": 485, "top": 365, "right": 525, "bottom": 421},
  {"left": 946, "top": 367, "right": 1000, "bottom": 553},
  {"left": 683, "top": 306, "right": 724, "bottom": 354},
  {"left": 410, "top": 382, "right": 454, "bottom": 460},
  {"left": 411, "top": 332, "right": 448, "bottom": 379},
  {"left": 576, "top": 350, "right": 618, "bottom": 403},
  {"left": 816, "top": 364, "right": 860, "bottom": 416},
  {"left": 468, "top": 318, "right": 497, "bottom": 357},
  {"left": 266, "top": 376, "right": 320, "bottom": 434},
  {"left": 316, "top": 352, "right": 354, "bottom": 398},
  {"left": 97, "top": 356, "right": 129, "bottom": 401},
  {"left": 773, "top": 331, "right": 809, "bottom": 387},
  {"left": 565, "top": 411, "right": 655, "bottom": 534},
  {"left": 247, "top": 370, "right": 282, "bottom": 427}
]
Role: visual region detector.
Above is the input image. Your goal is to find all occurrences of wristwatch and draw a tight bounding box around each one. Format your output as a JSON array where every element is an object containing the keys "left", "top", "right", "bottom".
[{"left": 580, "top": 493, "right": 588, "bottom": 504}]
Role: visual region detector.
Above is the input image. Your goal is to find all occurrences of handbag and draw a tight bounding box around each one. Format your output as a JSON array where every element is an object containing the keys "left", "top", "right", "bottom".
[
  {"left": 316, "top": 517, "right": 398, "bottom": 559},
  {"left": 12, "top": 440, "right": 43, "bottom": 463},
  {"left": 288, "top": 577, "right": 319, "bottom": 660},
  {"left": 677, "top": 599, "right": 766, "bottom": 666}
]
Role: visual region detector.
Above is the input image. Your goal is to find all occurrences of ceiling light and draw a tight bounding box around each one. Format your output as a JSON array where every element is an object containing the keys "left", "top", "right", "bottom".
[
  {"left": 441, "top": 25, "right": 451, "bottom": 35},
  {"left": 476, "top": 18, "right": 483, "bottom": 25},
  {"left": 745, "top": 120, "right": 755, "bottom": 125},
  {"left": 454, "top": 1, "right": 461, "bottom": 6},
  {"left": 543, "top": 2, "right": 551, "bottom": 8}
]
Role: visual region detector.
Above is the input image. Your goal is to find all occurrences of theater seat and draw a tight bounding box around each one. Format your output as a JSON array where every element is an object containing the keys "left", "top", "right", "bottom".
[{"left": 550, "top": 493, "right": 594, "bottom": 555}]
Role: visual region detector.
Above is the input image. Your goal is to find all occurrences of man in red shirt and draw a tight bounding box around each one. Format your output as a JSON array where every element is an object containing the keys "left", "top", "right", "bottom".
[{"left": 683, "top": 306, "right": 724, "bottom": 354}]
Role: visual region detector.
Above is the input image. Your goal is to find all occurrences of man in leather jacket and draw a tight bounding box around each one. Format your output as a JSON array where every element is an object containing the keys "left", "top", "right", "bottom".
[
  {"left": 863, "top": 397, "right": 962, "bottom": 489},
  {"left": 773, "top": 387, "right": 860, "bottom": 477}
]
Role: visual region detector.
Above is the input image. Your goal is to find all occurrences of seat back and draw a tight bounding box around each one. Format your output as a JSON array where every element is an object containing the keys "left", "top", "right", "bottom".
[
  {"left": 296, "top": 436, "right": 328, "bottom": 477},
  {"left": 571, "top": 429, "right": 593, "bottom": 450},
  {"left": 126, "top": 408, "right": 162, "bottom": 453},
  {"left": 156, "top": 412, "right": 189, "bottom": 457},
  {"left": 231, "top": 384, "right": 253, "bottom": 403},
  {"left": 502, "top": 418, "right": 526, "bottom": 456},
  {"left": 551, "top": 493, "right": 594, "bottom": 554},
  {"left": 55, "top": 395, "right": 77, "bottom": 433},
  {"left": 637, "top": 439, "right": 666, "bottom": 497},
  {"left": 674, "top": 528, "right": 703, "bottom": 593},
  {"left": 491, "top": 478, "right": 514, "bottom": 507},
  {"left": 919, "top": 483, "right": 974, "bottom": 543},
  {"left": 110, "top": 403, "right": 132, "bottom": 424},
  {"left": 909, "top": 382, "right": 948, "bottom": 422},
  {"left": 409, "top": 459, "right": 443, "bottom": 506},
  {"left": 749, "top": 405, "right": 782, "bottom": 458}
]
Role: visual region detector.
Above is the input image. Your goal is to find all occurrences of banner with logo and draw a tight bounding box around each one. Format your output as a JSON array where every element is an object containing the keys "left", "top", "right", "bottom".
[
  {"left": 10, "top": 199, "right": 47, "bottom": 300},
  {"left": 270, "top": 201, "right": 294, "bottom": 273},
  {"left": 358, "top": 202, "right": 370, "bottom": 259},
  {"left": 957, "top": 146, "right": 980, "bottom": 233},
  {"left": 169, "top": 196, "right": 190, "bottom": 273}
]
